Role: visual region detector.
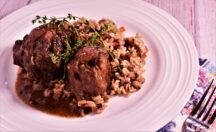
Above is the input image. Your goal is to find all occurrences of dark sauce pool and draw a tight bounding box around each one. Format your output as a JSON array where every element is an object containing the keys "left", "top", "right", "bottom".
[{"left": 15, "top": 70, "right": 82, "bottom": 118}]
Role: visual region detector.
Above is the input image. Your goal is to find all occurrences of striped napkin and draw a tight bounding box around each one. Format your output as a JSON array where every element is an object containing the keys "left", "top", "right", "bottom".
[{"left": 158, "top": 58, "right": 216, "bottom": 132}]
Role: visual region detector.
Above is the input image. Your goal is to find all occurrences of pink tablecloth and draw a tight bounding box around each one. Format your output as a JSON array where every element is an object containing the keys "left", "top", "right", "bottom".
[{"left": 0, "top": 0, "right": 29, "bottom": 19}]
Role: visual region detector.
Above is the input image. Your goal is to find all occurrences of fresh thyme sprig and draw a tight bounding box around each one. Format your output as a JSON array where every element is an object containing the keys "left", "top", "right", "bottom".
[
  {"left": 50, "top": 36, "right": 73, "bottom": 79},
  {"left": 100, "top": 22, "right": 117, "bottom": 34},
  {"left": 32, "top": 14, "right": 113, "bottom": 48},
  {"left": 32, "top": 13, "right": 78, "bottom": 24},
  {"left": 32, "top": 14, "right": 117, "bottom": 78}
]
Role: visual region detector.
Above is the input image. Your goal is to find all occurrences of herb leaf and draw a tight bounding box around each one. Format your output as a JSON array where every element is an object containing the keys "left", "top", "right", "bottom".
[
  {"left": 50, "top": 53, "right": 61, "bottom": 64},
  {"left": 63, "top": 36, "right": 73, "bottom": 63},
  {"left": 34, "top": 14, "right": 117, "bottom": 79}
]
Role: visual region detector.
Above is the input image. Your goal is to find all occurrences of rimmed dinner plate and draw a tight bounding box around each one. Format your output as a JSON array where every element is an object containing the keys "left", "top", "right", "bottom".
[{"left": 0, "top": 0, "right": 198, "bottom": 131}]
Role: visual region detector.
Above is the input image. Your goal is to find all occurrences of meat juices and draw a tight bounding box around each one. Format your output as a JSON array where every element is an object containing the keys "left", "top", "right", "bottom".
[{"left": 67, "top": 46, "right": 111, "bottom": 99}]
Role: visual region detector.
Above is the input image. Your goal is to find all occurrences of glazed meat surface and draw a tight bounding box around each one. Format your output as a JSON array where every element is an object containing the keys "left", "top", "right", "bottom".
[
  {"left": 67, "top": 46, "right": 111, "bottom": 99},
  {"left": 13, "top": 23, "right": 76, "bottom": 81}
]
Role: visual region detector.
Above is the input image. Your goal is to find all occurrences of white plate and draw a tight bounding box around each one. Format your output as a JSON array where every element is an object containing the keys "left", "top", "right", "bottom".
[{"left": 0, "top": 0, "right": 198, "bottom": 131}]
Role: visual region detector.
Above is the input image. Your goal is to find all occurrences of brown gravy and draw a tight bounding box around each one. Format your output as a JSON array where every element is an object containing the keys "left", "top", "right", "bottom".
[{"left": 15, "top": 72, "right": 80, "bottom": 118}]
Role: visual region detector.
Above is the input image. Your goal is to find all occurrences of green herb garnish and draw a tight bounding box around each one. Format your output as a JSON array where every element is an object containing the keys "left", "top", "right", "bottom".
[
  {"left": 100, "top": 22, "right": 116, "bottom": 34},
  {"left": 32, "top": 13, "right": 78, "bottom": 25},
  {"left": 50, "top": 53, "right": 61, "bottom": 65},
  {"left": 33, "top": 14, "right": 117, "bottom": 78}
]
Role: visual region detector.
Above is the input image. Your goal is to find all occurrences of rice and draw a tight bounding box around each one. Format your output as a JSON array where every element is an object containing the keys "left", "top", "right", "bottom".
[{"left": 72, "top": 18, "right": 148, "bottom": 116}]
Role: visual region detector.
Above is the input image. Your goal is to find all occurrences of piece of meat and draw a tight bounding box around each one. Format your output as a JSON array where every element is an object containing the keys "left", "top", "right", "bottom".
[
  {"left": 13, "top": 23, "right": 76, "bottom": 81},
  {"left": 67, "top": 46, "right": 111, "bottom": 99}
]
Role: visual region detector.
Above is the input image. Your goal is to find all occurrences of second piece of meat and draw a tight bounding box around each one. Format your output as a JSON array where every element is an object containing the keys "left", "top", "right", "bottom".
[{"left": 67, "top": 46, "right": 111, "bottom": 99}]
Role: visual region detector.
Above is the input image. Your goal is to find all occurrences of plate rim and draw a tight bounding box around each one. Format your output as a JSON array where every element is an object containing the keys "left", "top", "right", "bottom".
[{"left": 0, "top": 0, "right": 199, "bottom": 131}]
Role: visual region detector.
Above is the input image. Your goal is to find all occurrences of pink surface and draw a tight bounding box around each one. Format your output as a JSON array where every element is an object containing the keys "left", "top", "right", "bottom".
[
  {"left": 145, "top": 0, "right": 216, "bottom": 64},
  {"left": 0, "top": 0, "right": 29, "bottom": 19}
]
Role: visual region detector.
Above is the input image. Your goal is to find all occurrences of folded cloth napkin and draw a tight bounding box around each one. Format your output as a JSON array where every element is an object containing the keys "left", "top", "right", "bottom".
[{"left": 158, "top": 58, "right": 216, "bottom": 132}]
